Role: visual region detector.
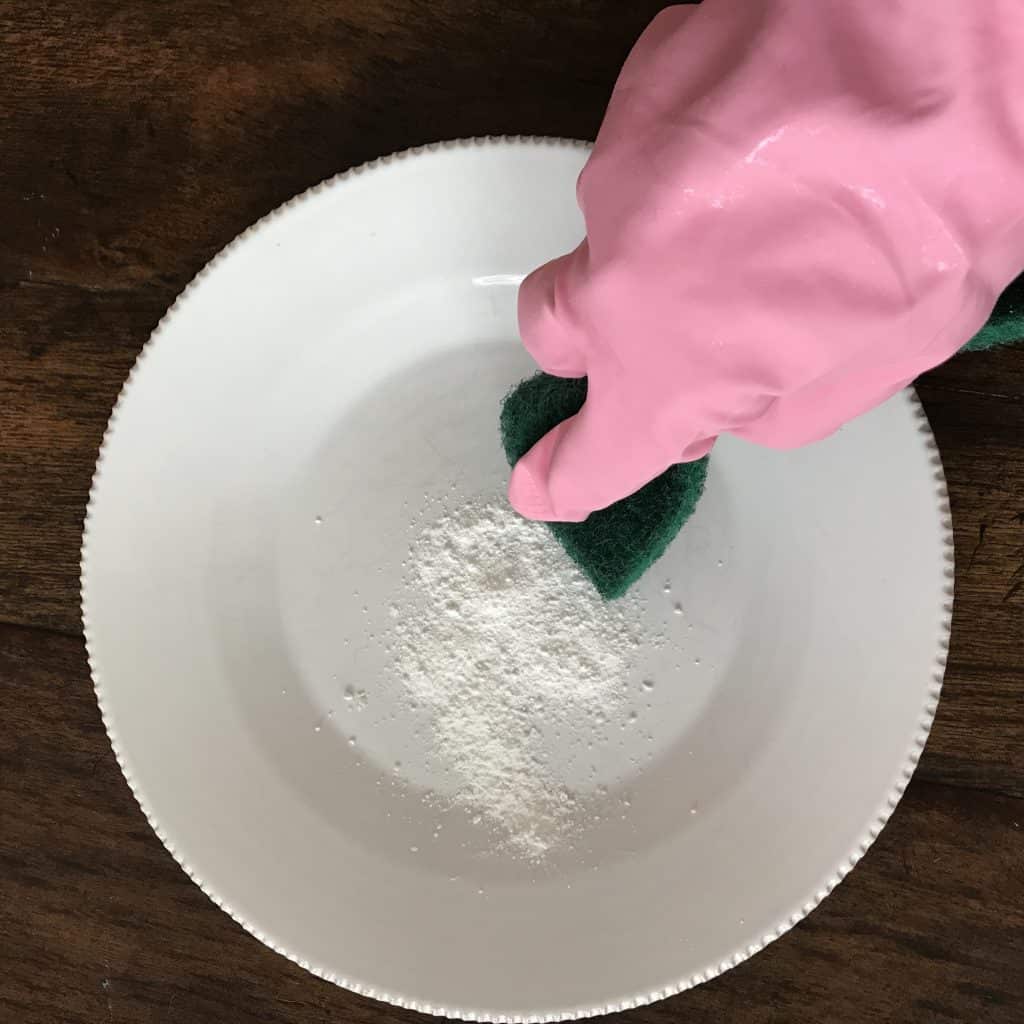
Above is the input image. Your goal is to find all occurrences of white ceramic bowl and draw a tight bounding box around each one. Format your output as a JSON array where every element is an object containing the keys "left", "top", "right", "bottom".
[{"left": 82, "top": 138, "right": 952, "bottom": 1020}]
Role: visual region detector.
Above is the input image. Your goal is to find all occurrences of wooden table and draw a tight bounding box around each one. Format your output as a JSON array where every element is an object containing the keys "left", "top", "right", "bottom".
[{"left": 2, "top": 3, "right": 1022, "bottom": 1022}]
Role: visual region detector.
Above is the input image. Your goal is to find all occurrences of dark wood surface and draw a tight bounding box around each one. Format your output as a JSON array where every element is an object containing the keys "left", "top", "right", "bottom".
[{"left": 1, "top": 3, "right": 1022, "bottom": 1022}]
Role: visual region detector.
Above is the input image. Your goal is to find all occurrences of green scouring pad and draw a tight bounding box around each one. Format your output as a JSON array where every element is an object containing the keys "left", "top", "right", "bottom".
[
  {"left": 500, "top": 373, "right": 709, "bottom": 600},
  {"left": 963, "top": 272, "right": 1024, "bottom": 352}
]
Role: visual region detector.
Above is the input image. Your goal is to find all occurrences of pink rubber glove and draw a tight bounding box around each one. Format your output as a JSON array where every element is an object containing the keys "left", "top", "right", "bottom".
[{"left": 511, "top": 0, "right": 1024, "bottom": 522}]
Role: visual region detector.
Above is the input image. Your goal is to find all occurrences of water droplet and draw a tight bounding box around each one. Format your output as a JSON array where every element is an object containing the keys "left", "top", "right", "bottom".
[
  {"left": 641, "top": 679, "right": 655, "bottom": 691},
  {"left": 663, "top": 582, "right": 671, "bottom": 593},
  {"left": 313, "top": 724, "right": 321, "bottom": 733},
  {"left": 410, "top": 846, "right": 419, "bottom": 853},
  {"left": 348, "top": 735, "right": 356, "bottom": 746},
  {"left": 690, "top": 804, "right": 699, "bottom": 816},
  {"left": 694, "top": 657, "right": 702, "bottom": 666},
  {"left": 673, "top": 603, "right": 684, "bottom": 615},
  {"left": 717, "top": 559, "right": 724, "bottom": 568},
  {"left": 628, "top": 710, "right": 638, "bottom": 723},
  {"left": 280, "top": 688, "right": 287, "bottom": 696},
  {"left": 313, "top": 516, "right": 323, "bottom": 525},
  {"left": 343, "top": 686, "right": 355, "bottom": 702}
]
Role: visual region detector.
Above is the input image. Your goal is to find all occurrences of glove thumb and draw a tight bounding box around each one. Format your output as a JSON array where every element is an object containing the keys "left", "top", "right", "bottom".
[{"left": 508, "top": 386, "right": 682, "bottom": 522}]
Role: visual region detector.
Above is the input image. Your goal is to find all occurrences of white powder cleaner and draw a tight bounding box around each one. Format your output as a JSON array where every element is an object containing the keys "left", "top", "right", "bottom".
[{"left": 388, "top": 498, "right": 649, "bottom": 860}]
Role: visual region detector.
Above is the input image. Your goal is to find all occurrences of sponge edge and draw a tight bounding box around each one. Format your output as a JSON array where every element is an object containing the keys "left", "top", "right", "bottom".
[
  {"left": 500, "top": 373, "right": 709, "bottom": 600},
  {"left": 964, "top": 272, "right": 1024, "bottom": 352}
]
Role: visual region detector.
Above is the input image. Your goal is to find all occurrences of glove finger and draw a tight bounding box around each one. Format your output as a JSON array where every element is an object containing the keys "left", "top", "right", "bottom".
[
  {"left": 508, "top": 389, "right": 674, "bottom": 522},
  {"left": 517, "top": 247, "right": 589, "bottom": 378}
]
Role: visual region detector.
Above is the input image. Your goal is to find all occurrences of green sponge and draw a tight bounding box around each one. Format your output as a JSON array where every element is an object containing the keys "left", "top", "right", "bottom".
[
  {"left": 963, "top": 272, "right": 1024, "bottom": 352},
  {"left": 500, "top": 373, "right": 709, "bottom": 600}
]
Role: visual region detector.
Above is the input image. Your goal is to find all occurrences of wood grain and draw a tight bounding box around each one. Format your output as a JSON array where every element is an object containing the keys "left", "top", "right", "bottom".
[
  {"left": 0, "top": 0, "right": 664, "bottom": 293},
  {"left": 1, "top": 1, "right": 1022, "bottom": 1021}
]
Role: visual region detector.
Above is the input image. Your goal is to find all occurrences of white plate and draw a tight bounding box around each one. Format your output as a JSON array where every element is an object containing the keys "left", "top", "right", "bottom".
[{"left": 82, "top": 138, "right": 952, "bottom": 1020}]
